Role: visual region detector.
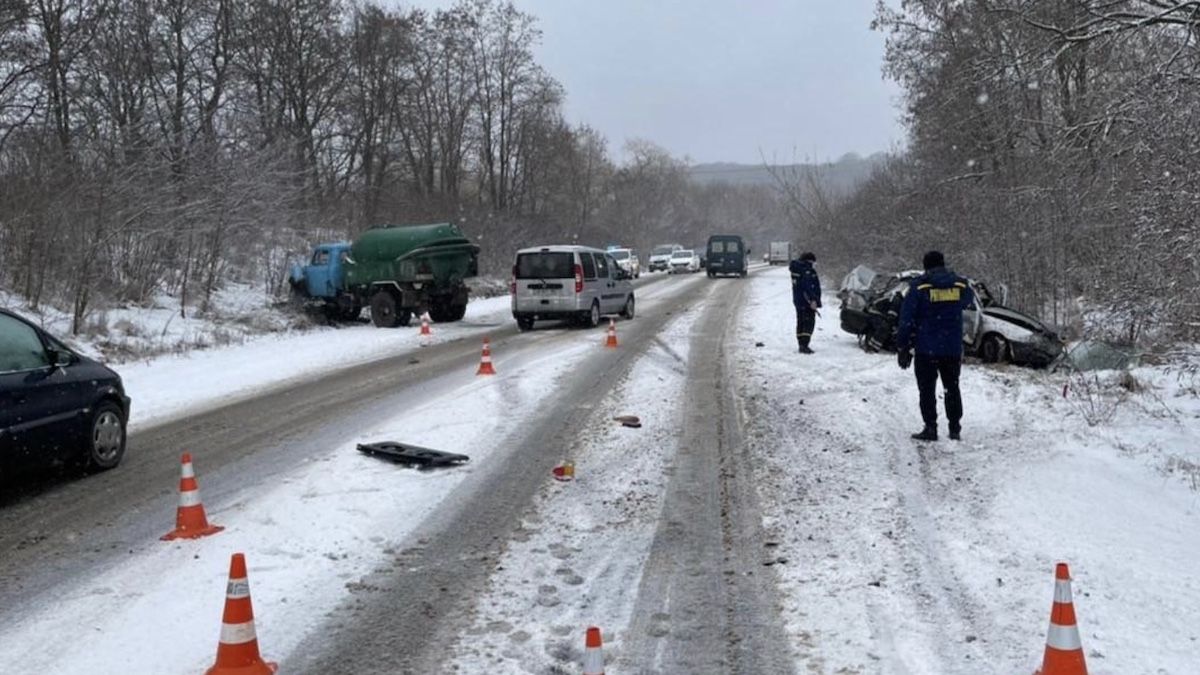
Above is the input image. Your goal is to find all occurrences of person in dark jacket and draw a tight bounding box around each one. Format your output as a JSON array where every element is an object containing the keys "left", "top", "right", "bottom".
[
  {"left": 896, "top": 250, "right": 974, "bottom": 441},
  {"left": 790, "top": 252, "right": 821, "bottom": 354}
]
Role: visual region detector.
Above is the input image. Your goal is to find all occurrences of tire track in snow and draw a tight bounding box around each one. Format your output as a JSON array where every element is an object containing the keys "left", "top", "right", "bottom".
[{"left": 621, "top": 275, "right": 795, "bottom": 674}]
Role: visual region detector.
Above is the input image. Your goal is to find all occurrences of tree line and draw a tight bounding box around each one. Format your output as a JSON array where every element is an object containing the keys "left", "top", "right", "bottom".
[
  {"left": 0, "top": 0, "right": 790, "bottom": 334},
  {"left": 799, "top": 1, "right": 1200, "bottom": 345}
]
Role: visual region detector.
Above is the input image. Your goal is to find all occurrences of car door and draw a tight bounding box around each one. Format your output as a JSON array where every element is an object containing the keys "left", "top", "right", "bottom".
[
  {"left": 604, "top": 254, "right": 632, "bottom": 309},
  {"left": 0, "top": 314, "right": 84, "bottom": 468}
]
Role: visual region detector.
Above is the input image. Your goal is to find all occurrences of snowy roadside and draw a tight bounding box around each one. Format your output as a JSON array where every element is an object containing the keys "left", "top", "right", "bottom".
[
  {"left": 120, "top": 293, "right": 513, "bottom": 430},
  {"left": 0, "top": 320, "right": 599, "bottom": 674},
  {"left": 733, "top": 266, "right": 1200, "bottom": 674},
  {"left": 446, "top": 288, "right": 711, "bottom": 673}
]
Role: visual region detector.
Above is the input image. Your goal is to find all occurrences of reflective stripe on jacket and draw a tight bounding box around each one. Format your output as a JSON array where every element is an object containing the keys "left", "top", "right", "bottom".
[{"left": 896, "top": 266, "right": 973, "bottom": 357}]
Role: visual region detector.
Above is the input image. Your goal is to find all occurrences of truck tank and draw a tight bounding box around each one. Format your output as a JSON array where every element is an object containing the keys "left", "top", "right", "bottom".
[{"left": 345, "top": 223, "right": 478, "bottom": 288}]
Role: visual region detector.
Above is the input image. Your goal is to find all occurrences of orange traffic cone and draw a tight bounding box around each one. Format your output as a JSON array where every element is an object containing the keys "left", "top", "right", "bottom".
[
  {"left": 552, "top": 461, "right": 575, "bottom": 481},
  {"left": 420, "top": 312, "right": 432, "bottom": 336},
  {"left": 604, "top": 319, "right": 618, "bottom": 348},
  {"left": 206, "top": 553, "right": 277, "bottom": 675},
  {"left": 583, "top": 626, "right": 604, "bottom": 675},
  {"left": 161, "top": 453, "right": 224, "bottom": 541},
  {"left": 1035, "top": 563, "right": 1088, "bottom": 675},
  {"left": 476, "top": 337, "right": 497, "bottom": 375}
]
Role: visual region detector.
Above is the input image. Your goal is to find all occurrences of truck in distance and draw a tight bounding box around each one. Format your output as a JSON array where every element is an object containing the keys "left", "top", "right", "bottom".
[
  {"left": 290, "top": 222, "right": 480, "bottom": 328},
  {"left": 768, "top": 241, "right": 792, "bottom": 265}
]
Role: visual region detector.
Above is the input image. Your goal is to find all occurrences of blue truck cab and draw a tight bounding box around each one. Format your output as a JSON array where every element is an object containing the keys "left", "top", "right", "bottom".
[{"left": 289, "top": 242, "right": 362, "bottom": 319}]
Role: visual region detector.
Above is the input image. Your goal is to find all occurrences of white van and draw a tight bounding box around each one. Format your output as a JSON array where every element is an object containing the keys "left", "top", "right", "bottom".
[{"left": 511, "top": 245, "right": 636, "bottom": 331}]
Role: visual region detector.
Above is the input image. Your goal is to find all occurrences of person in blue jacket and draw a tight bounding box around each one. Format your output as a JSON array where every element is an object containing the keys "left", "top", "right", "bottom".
[
  {"left": 790, "top": 251, "right": 821, "bottom": 354},
  {"left": 896, "top": 250, "right": 974, "bottom": 441}
]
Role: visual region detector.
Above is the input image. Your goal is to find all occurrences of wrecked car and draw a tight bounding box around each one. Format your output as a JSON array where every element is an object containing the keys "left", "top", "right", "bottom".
[{"left": 838, "top": 265, "right": 1064, "bottom": 368}]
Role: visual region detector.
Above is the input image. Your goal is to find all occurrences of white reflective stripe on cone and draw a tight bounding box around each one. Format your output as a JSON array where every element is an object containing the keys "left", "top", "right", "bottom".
[
  {"left": 1054, "top": 579, "right": 1074, "bottom": 603},
  {"left": 181, "top": 463, "right": 195, "bottom": 479},
  {"left": 219, "top": 621, "right": 259, "bottom": 645},
  {"left": 226, "top": 578, "right": 251, "bottom": 599},
  {"left": 1046, "top": 623, "right": 1083, "bottom": 651},
  {"left": 178, "top": 490, "right": 203, "bottom": 507}
]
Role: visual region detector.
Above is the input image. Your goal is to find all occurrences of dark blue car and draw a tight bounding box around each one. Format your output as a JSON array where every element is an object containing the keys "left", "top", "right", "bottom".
[{"left": 0, "top": 309, "right": 130, "bottom": 476}]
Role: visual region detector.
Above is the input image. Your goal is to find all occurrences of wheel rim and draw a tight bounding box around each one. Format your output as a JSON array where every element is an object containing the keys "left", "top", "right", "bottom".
[
  {"left": 591, "top": 304, "right": 600, "bottom": 326},
  {"left": 626, "top": 298, "right": 635, "bottom": 318},
  {"left": 93, "top": 411, "right": 123, "bottom": 462}
]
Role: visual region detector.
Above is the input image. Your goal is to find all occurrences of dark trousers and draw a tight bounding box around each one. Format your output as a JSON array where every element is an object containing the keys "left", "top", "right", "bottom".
[
  {"left": 795, "top": 308, "right": 816, "bottom": 347},
  {"left": 914, "top": 354, "right": 963, "bottom": 430}
]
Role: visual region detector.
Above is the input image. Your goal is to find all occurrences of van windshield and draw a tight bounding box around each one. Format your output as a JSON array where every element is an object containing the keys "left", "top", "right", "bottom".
[{"left": 516, "top": 252, "right": 574, "bottom": 279}]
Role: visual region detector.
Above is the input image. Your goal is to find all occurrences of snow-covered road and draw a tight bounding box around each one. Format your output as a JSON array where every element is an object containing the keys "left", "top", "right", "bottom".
[{"left": 1, "top": 266, "right": 1197, "bottom": 674}]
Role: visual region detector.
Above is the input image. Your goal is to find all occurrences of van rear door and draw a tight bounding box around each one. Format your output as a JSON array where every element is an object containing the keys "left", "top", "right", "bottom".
[{"left": 515, "top": 250, "right": 579, "bottom": 315}]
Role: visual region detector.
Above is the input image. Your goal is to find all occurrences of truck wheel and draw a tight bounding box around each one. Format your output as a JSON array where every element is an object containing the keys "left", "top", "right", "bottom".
[
  {"left": 370, "top": 291, "right": 401, "bottom": 328},
  {"left": 430, "top": 302, "right": 467, "bottom": 323}
]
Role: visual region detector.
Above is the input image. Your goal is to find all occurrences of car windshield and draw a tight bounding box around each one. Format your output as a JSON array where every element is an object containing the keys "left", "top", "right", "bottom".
[
  {"left": 671, "top": 250, "right": 693, "bottom": 259},
  {"left": 516, "top": 252, "right": 574, "bottom": 279},
  {"left": 652, "top": 246, "right": 674, "bottom": 256},
  {"left": 610, "top": 250, "right": 630, "bottom": 260}
]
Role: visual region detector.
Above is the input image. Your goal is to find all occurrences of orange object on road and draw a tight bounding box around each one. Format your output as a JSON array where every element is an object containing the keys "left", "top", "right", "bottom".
[
  {"left": 1035, "top": 562, "right": 1088, "bottom": 675},
  {"left": 476, "top": 337, "right": 496, "bottom": 375},
  {"left": 583, "top": 626, "right": 605, "bottom": 675},
  {"left": 604, "top": 319, "right": 618, "bottom": 348},
  {"left": 552, "top": 461, "right": 575, "bottom": 481},
  {"left": 161, "top": 453, "right": 224, "bottom": 541},
  {"left": 206, "top": 553, "right": 277, "bottom": 675},
  {"left": 420, "top": 313, "right": 432, "bottom": 336}
]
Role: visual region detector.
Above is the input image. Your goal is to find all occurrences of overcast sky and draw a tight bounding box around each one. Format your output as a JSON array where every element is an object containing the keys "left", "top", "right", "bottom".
[{"left": 404, "top": 0, "right": 904, "bottom": 164}]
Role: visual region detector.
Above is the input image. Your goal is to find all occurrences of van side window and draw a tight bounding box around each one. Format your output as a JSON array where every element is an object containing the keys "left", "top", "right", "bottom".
[
  {"left": 594, "top": 253, "right": 610, "bottom": 278},
  {"left": 581, "top": 253, "right": 597, "bottom": 279}
]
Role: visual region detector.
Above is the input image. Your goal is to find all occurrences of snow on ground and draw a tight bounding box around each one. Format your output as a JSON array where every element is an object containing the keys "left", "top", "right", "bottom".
[
  {"left": 120, "top": 293, "right": 513, "bottom": 430},
  {"left": 734, "top": 266, "right": 1200, "bottom": 674},
  {"left": 0, "top": 319, "right": 600, "bottom": 674},
  {"left": 447, "top": 288, "right": 712, "bottom": 674}
]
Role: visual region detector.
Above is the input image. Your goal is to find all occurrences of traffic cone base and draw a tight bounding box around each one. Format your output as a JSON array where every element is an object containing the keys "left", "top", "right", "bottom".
[
  {"left": 1035, "top": 562, "right": 1088, "bottom": 675},
  {"left": 162, "top": 453, "right": 224, "bottom": 541},
  {"left": 552, "top": 462, "right": 575, "bottom": 481},
  {"left": 207, "top": 553, "right": 277, "bottom": 675},
  {"left": 583, "top": 626, "right": 604, "bottom": 675},
  {"left": 420, "top": 312, "right": 432, "bottom": 336},
  {"left": 476, "top": 338, "right": 497, "bottom": 376}
]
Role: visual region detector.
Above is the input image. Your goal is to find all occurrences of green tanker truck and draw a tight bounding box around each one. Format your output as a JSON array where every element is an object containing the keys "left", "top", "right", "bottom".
[{"left": 289, "top": 223, "right": 480, "bottom": 327}]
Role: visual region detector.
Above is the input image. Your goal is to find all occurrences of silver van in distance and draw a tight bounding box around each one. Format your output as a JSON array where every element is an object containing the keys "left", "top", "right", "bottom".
[{"left": 511, "top": 245, "right": 636, "bottom": 331}]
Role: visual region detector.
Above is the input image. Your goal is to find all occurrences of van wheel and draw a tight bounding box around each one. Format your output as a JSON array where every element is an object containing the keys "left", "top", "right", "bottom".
[
  {"left": 585, "top": 300, "right": 601, "bottom": 328},
  {"left": 517, "top": 316, "right": 534, "bottom": 331},
  {"left": 620, "top": 295, "right": 636, "bottom": 319},
  {"left": 370, "top": 291, "right": 401, "bottom": 328},
  {"left": 981, "top": 334, "right": 1009, "bottom": 363},
  {"left": 85, "top": 401, "right": 126, "bottom": 471}
]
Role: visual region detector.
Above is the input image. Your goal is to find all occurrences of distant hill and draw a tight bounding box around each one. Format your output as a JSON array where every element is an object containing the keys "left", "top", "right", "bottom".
[{"left": 688, "top": 152, "right": 888, "bottom": 196}]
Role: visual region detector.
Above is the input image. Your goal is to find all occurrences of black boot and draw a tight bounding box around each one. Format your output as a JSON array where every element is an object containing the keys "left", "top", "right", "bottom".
[
  {"left": 911, "top": 426, "right": 938, "bottom": 442},
  {"left": 799, "top": 345, "right": 814, "bottom": 354},
  {"left": 949, "top": 425, "right": 961, "bottom": 441}
]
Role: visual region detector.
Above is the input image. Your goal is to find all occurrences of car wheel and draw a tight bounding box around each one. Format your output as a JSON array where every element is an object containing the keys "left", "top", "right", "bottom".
[
  {"left": 86, "top": 401, "right": 126, "bottom": 471},
  {"left": 620, "top": 295, "right": 636, "bottom": 319},
  {"left": 586, "top": 300, "right": 601, "bottom": 328},
  {"left": 981, "top": 334, "right": 1009, "bottom": 363},
  {"left": 517, "top": 316, "right": 535, "bottom": 331}
]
